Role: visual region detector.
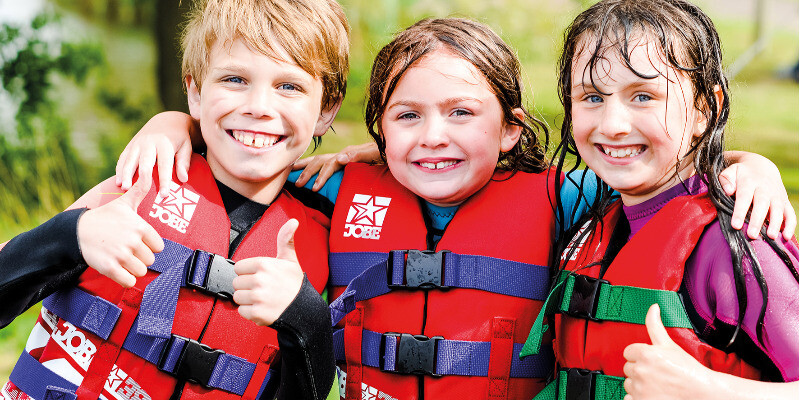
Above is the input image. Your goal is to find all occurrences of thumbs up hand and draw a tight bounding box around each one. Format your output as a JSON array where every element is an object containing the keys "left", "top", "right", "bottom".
[
  {"left": 78, "top": 174, "right": 164, "bottom": 288},
  {"left": 622, "top": 304, "right": 713, "bottom": 400},
  {"left": 233, "top": 219, "right": 304, "bottom": 326}
]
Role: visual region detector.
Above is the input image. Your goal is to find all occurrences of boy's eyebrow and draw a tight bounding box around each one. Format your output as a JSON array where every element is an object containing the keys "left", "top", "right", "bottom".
[{"left": 210, "top": 64, "right": 313, "bottom": 84}]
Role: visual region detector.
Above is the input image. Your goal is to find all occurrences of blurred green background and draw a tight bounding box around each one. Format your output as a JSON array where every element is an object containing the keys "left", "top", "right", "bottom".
[{"left": 0, "top": 0, "right": 796, "bottom": 393}]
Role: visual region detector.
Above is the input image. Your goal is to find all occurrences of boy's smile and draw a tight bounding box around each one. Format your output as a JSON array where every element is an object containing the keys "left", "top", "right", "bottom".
[
  {"left": 570, "top": 37, "right": 707, "bottom": 206},
  {"left": 381, "top": 51, "right": 521, "bottom": 207},
  {"left": 187, "top": 39, "right": 331, "bottom": 203}
]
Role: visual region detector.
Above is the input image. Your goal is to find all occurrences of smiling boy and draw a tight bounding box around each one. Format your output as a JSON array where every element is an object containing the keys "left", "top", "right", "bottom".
[{"left": 0, "top": 0, "right": 349, "bottom": 399}]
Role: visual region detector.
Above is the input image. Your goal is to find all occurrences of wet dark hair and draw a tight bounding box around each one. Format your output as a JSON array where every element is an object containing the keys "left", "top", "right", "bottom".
[
  {"left": 552, "top": 0, "right": 798, "bottom": 349},
  {"left": 364, "top": 17, "right": 549, "bottom": 173}
]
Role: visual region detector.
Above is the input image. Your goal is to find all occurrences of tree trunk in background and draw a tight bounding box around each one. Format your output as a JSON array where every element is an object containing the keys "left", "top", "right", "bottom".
[
  {"left": 154, "top": 0, "right": 191, "bottom": 112},
  {"left": 106, "top": 0, "right": 120, "bottom": 24}
]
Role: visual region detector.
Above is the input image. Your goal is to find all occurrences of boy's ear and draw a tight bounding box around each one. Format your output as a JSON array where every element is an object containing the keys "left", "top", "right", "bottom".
[
  {"left": 500, "top": 108, "right": 526, "bottom": 152},
  {"left": 186, "top": 76, "right": 202, "bottom": 120},
  {"left": 695, "top": 84, "right": 724, "bottom": 138},
  {"left": 313, "top": 97, "right": 343, "bottom": 137}
]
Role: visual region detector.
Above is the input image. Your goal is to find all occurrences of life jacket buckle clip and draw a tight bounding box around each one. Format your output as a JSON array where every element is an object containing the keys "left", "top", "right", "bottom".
[
  {"left": 563, "top": 368, "right": 601, "bottom": 400},
  {"left": 187, "top": 250, "right": 237, "bottom": 299},
  {"left": 387, "top": 249, "right": 450, "bottom": 290},
  {"left": 565, "top": 274, "right": 608, "bottom": 321},
  {"left": 158, "top": 335, "right": 224, "bottom": 388},
  {"left": 380, "top": 332, "right": 443, "bottom": 377}
]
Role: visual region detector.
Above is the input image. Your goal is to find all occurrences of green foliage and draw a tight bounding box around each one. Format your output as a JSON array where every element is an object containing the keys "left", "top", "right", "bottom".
[{"left": 0, "top": 12, "right": 103, "bottom": 228}]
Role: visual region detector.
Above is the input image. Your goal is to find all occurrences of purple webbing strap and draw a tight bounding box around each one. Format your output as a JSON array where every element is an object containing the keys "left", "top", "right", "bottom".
[
  {"left": 9, "top": 350, "right": 78, "bottom": 400},
  {"left": 329, "top": 251, "right": 550, "bottom": 326},
  {"left": 332, "top": 328, "right": 553, "bottom": 378},
  {"left": 42, "top": 287, "right": 121, "bottom": 340},
  {"left": 329, "top": 252, "right": 388, "bottom": 286},
  {"left": 137, "top": 239, "right": 195, "bottom": 339},
  {"left": 209, "top": 353, "right": 257, "bottom": 395}
]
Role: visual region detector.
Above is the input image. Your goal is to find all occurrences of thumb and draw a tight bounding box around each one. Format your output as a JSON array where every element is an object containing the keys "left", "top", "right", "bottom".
[
  {"left": 119, "top": 172, "right": 153, "bottom": 210},
  {"left": 645, "top": 304, "right": 674, "bottom": 347},
  {"left": 276, "top": 219, "right": 299, "bottom": 263}
]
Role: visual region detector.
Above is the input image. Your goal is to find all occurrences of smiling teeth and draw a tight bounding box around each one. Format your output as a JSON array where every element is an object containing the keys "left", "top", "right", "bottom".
[
  {"left": 231, "top": 130, "right": 280, "bottom": 149},
  {"left": 418, "top": 160, "right": 458, "bottom": 170},
  {"left": 603, "top": 146, "right": 643, "bottom": 158}
]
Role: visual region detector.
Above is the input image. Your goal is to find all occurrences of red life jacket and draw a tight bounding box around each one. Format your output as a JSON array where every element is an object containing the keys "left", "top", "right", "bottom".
[
  {"left": 8, "top": 154, "right": 329, "bottom": 400},
  {"left": 327, "top": 163, "right": 557, "bottom": 400},
  {"left": 526, "top": 194, "right": 759, "bottom": 400}
]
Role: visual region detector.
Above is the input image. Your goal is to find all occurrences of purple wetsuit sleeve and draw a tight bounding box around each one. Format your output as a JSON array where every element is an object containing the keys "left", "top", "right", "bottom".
[{"left": 684, "top": 221, "right": 799, "bottom": 381}]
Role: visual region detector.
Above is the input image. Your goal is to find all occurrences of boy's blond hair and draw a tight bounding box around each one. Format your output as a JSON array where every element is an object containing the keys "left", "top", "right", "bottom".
[{"left": 182, "top": 0, "right": 350, "bottom": 110}]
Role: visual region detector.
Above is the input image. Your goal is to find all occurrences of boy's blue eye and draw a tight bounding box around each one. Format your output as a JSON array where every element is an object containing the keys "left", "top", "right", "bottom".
[
  {"left": 278, "top": 83, "right": 301, "bottom": 91},
  {"left": 225, "top": 76, "right": 244, "bottom": 84}
]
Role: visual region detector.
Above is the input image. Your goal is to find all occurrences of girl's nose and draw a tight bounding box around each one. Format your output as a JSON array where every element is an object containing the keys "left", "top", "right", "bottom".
[
  {"left": 419, "top": 117, "right": 450, "bottom": 147},
  {"left": 598, "top": 99, "right": 632, "bottom": 137}
]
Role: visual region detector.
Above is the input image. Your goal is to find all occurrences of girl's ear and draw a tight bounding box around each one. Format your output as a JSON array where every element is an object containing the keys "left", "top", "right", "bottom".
[
  {"left": 500, "top": 108, "right": 526, "bottom": 152},
  {"left": 695, "top": 85, "right": 724, "bottom": 138},
  {"left": 186, "top": 76, "right": 202, "bottom": 120},
  {"left": 314, "top": 97, "right": 343, "bottom": 137}
]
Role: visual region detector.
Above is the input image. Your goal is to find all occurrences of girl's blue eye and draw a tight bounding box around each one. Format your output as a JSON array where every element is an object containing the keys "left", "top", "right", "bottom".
[
  {"left": 635, "top": 94, "right": 652, "bottom": 102},
  {"left": 587, "top": 94, "right": 602, "bottom": 103},
  {"left": 398, "top": 112, "right": 419, "bottom": 120},
  {"left": 452, "top": 109, "right": 472, "bottom": 117}
]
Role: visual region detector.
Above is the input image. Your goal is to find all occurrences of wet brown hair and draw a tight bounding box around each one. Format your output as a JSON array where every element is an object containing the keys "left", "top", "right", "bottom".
[{"left": 364, "top": 17, "right": 549, "bottom": 173}]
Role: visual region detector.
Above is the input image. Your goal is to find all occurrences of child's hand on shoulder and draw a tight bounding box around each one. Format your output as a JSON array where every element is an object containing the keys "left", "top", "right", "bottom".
[
  {"left": 233, "top": 219, "right": 304, "bottom": 326},
  {"left": 78, "top": 175, "right": 164, "bottom": 288},
  {"left": 720, "top": 152, "right": 796, "bottom": 240},
  {"left": 293, "top": 142, "right": 380, "bottom": 191},
  {"left": 116, "top": 111, "right": 196, "bottom": 198}
]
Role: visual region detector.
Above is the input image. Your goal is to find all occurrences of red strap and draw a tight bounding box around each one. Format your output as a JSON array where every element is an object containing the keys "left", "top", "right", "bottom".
[
  {"left": 344, "top": 306, "right": 363, "bottom": 400},
  {"left": 76, "top": 287, "right": 143, "bottom": 400},
  {"left": 487, "top": 317, "right": 515, "bottom": 400},
  {"left": 242, "top": 344, "right": 280, "bottom": 400}
]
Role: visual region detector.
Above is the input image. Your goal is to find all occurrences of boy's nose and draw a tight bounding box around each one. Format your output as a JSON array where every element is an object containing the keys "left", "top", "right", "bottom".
[
  {"left": 419, "top": 117, "right": 450, "bottom": 147},
  {"left": 242, "top": 88, "right": 277, "bottom": 118},
  {"left": 598, "top": 99, "right": 632, "bottom": 137}
]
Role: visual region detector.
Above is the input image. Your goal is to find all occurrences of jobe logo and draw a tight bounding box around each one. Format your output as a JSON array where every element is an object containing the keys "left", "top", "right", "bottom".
[
  {"left": 148, "top": 181, "right": 200, "bottom": 233},
  {"left": 51, "top": 321, "right": 96, "bottom": 370},
  {"left": 106, "top": 366, "right": 152, "bottom": 400},
  {"left": 343, "top": 194, "right": 391, "bottom": 240},
  {"left": 561, "top": 220, "right": 592, "bottom": 261}
]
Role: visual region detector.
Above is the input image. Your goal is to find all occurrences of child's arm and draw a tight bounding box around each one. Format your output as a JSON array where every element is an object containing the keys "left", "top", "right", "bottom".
[
  {"left": 116, "top": 111, "right": 199, "bottom": 196},
  {"left": 292, "top": 142, "right": 380, "bottom": 190},
  {"left": 622, "top": 305, "right": 798, "bottom": 400},
  {"left": 232, "top": 219, "right": 335, "bottom": 399},
  {"left": 0, "top": 176, "right": 162, "bottom": 327}
]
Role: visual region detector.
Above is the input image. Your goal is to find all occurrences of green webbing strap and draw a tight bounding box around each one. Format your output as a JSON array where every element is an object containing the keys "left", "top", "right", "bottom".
[
  {"left": 558, "top": 274, "right": 694, "bottom": 328},
  {"left": 521, "top": 271, "right": 571, "bottom": 357},
  {"left": 521, "top": 271, "right": 693, "bottom": 358},
  {"left": 532, "top": 370, "right": 626, "bottom": 400}
]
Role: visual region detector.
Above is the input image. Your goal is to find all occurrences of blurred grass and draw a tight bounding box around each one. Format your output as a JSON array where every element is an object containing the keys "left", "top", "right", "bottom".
[{"left": 1, "top": 0, "right": 796, "bottom": 391}]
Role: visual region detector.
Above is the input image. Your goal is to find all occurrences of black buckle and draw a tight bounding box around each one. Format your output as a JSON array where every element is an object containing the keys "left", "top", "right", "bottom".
[
  {"left": 387, "top": 250, "right": 450, "bottom": 290},
  {"left": 564, "top": 368, "right": 600, "bottom": 400},
  {"left": 566, "top": 275, "right": 608, "bottom": 321},
  {"left": 380, "top": 333, "right": 443, "bottom": 376},
  {"left": 187, "top": 250, "right": 237, "bottom": 299},
  {"left": 158, "top": 335, "right": 223, "bottom": 388}
]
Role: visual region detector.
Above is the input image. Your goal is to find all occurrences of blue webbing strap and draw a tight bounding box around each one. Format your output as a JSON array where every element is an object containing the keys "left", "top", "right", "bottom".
[
  {"left": 331, "top": 328, "right": 553, "bottom": 378},
  {"left": 42, "top": 287, "right": 121, "bottom": 340},
  {"left": 329, "top": 251, "right": 550, "bottom": 326},
  {"left": 9, "top": 350, "right": 78, "bottom": 400}
]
